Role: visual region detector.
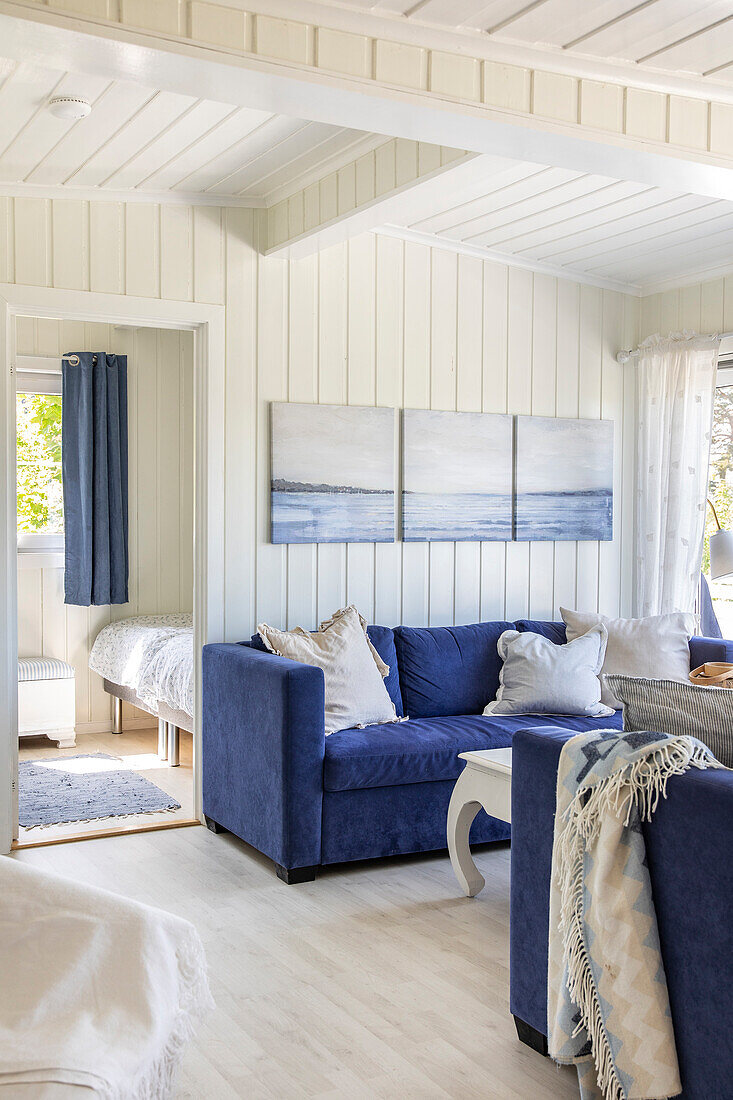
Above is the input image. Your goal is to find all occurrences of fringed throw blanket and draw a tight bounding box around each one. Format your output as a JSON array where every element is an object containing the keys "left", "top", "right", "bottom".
[{"left": 548, "top": 729, "right": 723, "bottom": 1100}]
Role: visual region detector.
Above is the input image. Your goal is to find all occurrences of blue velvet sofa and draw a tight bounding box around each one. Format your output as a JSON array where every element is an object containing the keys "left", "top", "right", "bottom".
[
  {"left": 509, "top": 721, "right": 733, "bottom": 1099},
  {"left": 202, "top": 622, "right": 729, "bottom": 885}
]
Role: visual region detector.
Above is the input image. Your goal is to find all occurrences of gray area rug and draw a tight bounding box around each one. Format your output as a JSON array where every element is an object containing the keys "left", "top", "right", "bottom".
[{"left": 19, "top": 753, "right": 181, "bottom": 828}]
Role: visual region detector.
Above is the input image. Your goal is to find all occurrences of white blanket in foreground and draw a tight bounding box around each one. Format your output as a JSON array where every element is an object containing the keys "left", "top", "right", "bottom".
[{"left": 0, "top": 857, "right": 214, "bottom": 1098}]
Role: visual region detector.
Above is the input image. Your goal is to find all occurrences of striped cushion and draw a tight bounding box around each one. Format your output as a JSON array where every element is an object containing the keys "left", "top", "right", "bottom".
[
  {"left": 607, "top": 674, "right": 733, "bottom": 768},
  {"left": 18, "top": 657, "right": 75, "bottom": 683}
]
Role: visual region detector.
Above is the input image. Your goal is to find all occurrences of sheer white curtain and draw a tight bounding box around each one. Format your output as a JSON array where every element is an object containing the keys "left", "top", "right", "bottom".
[{"left": 635, "top": 333, "right": 719, "bottom": 617}]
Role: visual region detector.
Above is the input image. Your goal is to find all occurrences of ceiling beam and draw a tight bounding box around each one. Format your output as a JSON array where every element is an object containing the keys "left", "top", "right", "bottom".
[{"left": 2, "top": 3, "right": 733, "bottom": 209}]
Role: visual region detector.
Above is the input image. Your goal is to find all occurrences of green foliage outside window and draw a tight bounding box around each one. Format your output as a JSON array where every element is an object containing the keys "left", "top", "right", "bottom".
[{"left": 16, "top": 392, "right": 63, "bottom": 533}]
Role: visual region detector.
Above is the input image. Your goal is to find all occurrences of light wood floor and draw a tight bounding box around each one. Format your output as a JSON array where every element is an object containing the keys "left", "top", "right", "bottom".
[
  {"left": 16, "top": 726, "right": 195, "bottom": 845},
  {"left": 11, "top": 828, "right": 579, "bottom": 1099}
]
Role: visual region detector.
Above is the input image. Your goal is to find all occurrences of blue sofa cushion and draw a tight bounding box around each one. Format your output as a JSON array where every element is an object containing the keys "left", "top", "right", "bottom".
[
  {"left": 514, "top": 619, "right": 567, "bottom": 645},
  {"left": 250, "top": 624, "right": 404, "bottom": 717},
  {"left": 323, "top": 710, "right": 622, "bottom": 792},
  {"left": 393, "top": 622, "right": 514, "bottom": 718}
]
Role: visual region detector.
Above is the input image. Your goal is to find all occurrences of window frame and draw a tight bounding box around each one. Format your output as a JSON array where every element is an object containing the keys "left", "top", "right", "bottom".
[{"left": 15, "top": 365, "right": 64, "bottom": 557}]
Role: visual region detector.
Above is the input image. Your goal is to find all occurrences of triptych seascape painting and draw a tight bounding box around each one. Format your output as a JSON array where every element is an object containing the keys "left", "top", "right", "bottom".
[{"left": 270, "top": 402, "right": 614, "bottom": 545}]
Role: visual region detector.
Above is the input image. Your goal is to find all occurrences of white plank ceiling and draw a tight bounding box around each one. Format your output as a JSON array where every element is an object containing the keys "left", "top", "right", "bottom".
[
  {"left": 4, "top": 51, "right": 733, "bottom": 293},
  {"left": 388, "top": 154, "right": 733, "bottom": 293},
  {"left": 342, "top": 0, "right": 733, "bottom": 84},
  {"left": 0, "top": 58, "right": 376, "bottom": 204}
]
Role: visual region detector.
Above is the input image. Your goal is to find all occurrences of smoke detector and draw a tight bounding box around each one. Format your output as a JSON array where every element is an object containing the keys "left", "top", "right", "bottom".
[{"left": 48, "top": 96, "right": 92, "bottom": 120}]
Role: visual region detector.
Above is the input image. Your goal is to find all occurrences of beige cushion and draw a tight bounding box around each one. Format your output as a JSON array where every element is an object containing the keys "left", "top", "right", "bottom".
[
  {"left": 257, "top": 605, "right": 398, "bottom": 735},
  {"left": 561, "top": 608, "right": 696, "bottom": 709}
]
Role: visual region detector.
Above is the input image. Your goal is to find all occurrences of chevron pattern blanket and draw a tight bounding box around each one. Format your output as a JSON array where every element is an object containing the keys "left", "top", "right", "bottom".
[{"left": 548, "top": 729, "right": 723, "bottom": 1100}]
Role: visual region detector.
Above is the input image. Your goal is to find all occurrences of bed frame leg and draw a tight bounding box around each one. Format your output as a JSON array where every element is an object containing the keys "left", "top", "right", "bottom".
[
  {"left": 112, "top": 696, "right": 123, "bottom": 734},
  {"left": 168, "top": 723, "right": 180, "bottom": 767},
  {"left": 158, "top": 718, "right": 168, "bottom": 761}
]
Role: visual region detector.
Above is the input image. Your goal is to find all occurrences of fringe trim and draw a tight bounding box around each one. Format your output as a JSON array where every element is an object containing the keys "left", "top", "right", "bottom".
[
  {"left": 554, "top": 734, "right": 720, "bottom": 1100},
  {"left": 122, "top": 923, "right": 215, "bottom": 1100},
  {"left": 21, "top": 805, "right": 181, "bottom": 831}
]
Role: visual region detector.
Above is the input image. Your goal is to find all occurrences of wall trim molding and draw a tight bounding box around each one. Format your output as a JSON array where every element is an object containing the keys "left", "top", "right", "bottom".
[
  {"left": 638, "top": 262, "right": 733, "bottom": 297},
  {"left": 0, "top": 183, "right": 263, "bottom": 209}
]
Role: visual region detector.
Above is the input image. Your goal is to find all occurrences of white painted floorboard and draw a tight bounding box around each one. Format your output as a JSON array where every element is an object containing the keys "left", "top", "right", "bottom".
[{"left": 12, "top": 830, "right": 578, "bottom": 1098}]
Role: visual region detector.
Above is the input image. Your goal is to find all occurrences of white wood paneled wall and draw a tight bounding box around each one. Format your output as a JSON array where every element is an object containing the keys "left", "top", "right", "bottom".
[
  {"left": 254, "top": 232, "right": 639, "bottom": 631},
  {"left": 15, "top": 317, "right": 194, "bottom": 732},
  {"left": 640, "top": 276, "right": 733, "bottom": 340},
  {"left": 1, "top": 197, "right": 638, "bottom": 657}
]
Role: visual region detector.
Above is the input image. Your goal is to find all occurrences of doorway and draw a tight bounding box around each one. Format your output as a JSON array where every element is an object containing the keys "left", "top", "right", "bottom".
[
  {"left": 14, "top": 318, "right": 196, "bottom": 845},
  {"left": 0, "top": 285, "right": 226, "bottom": 854}
]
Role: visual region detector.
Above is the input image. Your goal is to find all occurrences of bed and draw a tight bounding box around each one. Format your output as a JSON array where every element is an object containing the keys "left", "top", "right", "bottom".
[{"left": 89, "top": 615, "right": 194, "bottom": 767}]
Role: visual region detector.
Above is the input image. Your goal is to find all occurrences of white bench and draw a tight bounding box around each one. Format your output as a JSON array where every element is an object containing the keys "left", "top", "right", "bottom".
[{"left": 18, "top": 658, "right": 76, "bottom": 749}]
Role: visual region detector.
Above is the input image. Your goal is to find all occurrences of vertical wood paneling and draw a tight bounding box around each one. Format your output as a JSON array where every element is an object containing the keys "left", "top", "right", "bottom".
[
  {"left": 89, "top": 203, "right": 125, "bottom": 294},
  {"left": 14, "top": 198, "right": 51, "bottom": 287},
  {"left": 401, "top": 241, "right": 431, "bottom": 627},
  {"left": 10, "top": 198, "right": 636, "bottom": 698},
  {"left": 576, "top": 285, "right": 604, "bottom": 613},
  {"left": 374, "top": 236, "right": 403, "bottom": 627},
  {"left": 528, "top": 274, "right": 557, "bottom": 621},
  {"left": 505, "top": 267, "right": 533, "bottom": 621},
  {"left": 316, "top": 244, "right": 348, "bottom": 623},
  {"left": 126, "top": 204, "right": 161, "bottom": 298},
  {"left": 599, "top": 291, "right": 624, "bottom": 616},
  {"left": 554, "top": 279, "right": 580, "bottom": 613},
  {"left": 454, "top": 255, "right": 483, "bottom": 626},
  {"left": 288, "top": 250, "right": 319, "bottom": 629},
  {"left": 346, "top": 236, "right": 376, "bottom": 624},
  {"left": 256, "top": 247, "right": 288, "bottom": 627},
  {"left": 428, "top": 248, "right": 457, "bottom": 626},
  {"left": 480, "top": 262, "right": 508, "bottom": 623},
  {"left": 223, "top": 207, "right": 257, "bottom": 641},
  {"left": 161, "top": 204, "right": 194, "bottom": 301},
  {"left": 52, "top": 200, "right": 89, "bottom": 291}
]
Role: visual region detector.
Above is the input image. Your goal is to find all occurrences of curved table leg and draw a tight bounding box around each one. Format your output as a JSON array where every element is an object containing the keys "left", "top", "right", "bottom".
[{"left": 447, "top": 788, "right": 485, "bottom": 897}]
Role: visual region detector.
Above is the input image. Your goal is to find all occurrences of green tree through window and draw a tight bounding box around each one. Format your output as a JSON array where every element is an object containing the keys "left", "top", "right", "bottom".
[{"left": 17, "top": 392, "right": 63, "bottom": 534}]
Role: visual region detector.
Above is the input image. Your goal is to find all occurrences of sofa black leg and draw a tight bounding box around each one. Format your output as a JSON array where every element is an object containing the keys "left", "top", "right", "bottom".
[
  {"left": 204, "top": 816, "right": 226, "bottom": 834},
  {"left": 275, "top": 863, "right": 318, "bottom": 885},
  {"left": 513, "top": 1016, "right": 548, "bottom": 1056}
]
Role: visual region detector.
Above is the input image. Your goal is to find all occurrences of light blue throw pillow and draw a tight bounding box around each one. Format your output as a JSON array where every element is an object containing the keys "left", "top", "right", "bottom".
[{"left": 484, "top": 622, "right": 615, "bottom": 718}]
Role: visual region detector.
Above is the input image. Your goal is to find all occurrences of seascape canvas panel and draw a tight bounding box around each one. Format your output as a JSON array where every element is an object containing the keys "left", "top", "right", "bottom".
[
  {"left": 270, "top": 402, "right": 396, "bottom": 543},
  {"left": 402, "top": 410, "right": 513, "bottom": 541},
  {"left": 514, "top": 416, "right": 614, "bottom": 541}
]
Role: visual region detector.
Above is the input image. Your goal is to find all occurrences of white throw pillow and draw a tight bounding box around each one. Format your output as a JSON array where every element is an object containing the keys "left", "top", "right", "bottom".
[
  {"left": 560, "top": 608, "right": 696, "bottom": 709},
  {"left": 257, "top": 605, "right": 398, "bottom": 735},
  {"left": 484, "top": 624, "right": 614, "bottom": 718}
]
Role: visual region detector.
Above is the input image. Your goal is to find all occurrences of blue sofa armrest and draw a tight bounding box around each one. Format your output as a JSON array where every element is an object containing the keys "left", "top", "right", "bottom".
[
  {"left": 689, "top": 634, "right": 733, "bottom": 668},
  {"left": 509, "top": 725, "right": 733, "bottom": 1098},
  {"left": 202, "top": 643, "right": 326, "bottom": 871}
]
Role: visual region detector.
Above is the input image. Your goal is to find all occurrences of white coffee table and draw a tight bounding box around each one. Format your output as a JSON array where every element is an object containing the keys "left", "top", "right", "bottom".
[{"left": 447, "top": 748, "right": 512, "bottom": 897}]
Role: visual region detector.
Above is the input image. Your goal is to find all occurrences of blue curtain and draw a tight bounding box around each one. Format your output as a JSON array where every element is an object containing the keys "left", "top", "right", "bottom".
[{"left": 62, "top": 353, "right": 129, "bottom": 606}]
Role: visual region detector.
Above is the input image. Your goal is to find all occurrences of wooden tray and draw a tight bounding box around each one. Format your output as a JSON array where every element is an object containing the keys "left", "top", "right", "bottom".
[{"left": 689, "top": 662, "right": 733, "bottom": 687}]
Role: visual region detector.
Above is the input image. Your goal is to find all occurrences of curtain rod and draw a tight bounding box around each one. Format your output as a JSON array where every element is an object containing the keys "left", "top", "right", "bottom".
[
  {"left": 15, "top": 354, "right": 62, "bottom": 375},
  {"left": 616, "top": 331, "right": 733, "bottom": 364}
]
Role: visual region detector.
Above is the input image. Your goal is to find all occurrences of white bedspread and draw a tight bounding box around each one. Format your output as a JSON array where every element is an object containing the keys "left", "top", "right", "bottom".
[
  {"left": 0, "top": 857, "right": 214, "bottom": 1098},
  {"left": 89, "top": 615, "right": 193, "bottom": 719},
  {"left": 138, "top": 632, "right": 195, "bottom": 720}
]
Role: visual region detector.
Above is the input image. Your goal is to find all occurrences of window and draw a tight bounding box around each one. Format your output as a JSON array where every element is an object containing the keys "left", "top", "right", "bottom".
[
  {"left": 704, "top": 361, "right": 733, "bottom": 635},
  {"left": 16, "top": 371, "right": 63, "bottom": 552}
]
